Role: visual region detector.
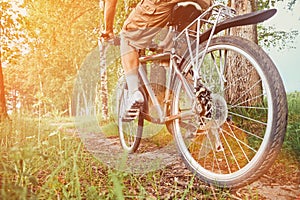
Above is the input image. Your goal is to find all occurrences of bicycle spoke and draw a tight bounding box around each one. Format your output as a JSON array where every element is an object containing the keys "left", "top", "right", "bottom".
[
  {"left": 219, "top": 132, "right": 232, "bottom": 173},
  {"left": 230, "top": 123, "right": 264, "bottom": 140},
  {"left": 230, "top": 104, "right": 268, "bottom": 110},
  {"left": 229, "top": 92, "right": 266, "bottom": 109},
  {"left": 228, "top": 111, "right": 267, "bottom": 126},
  {"left": 223, "top": 66, "right": 257, "bottom": 92},
  {"left": 207, "top": 134, "right": 222, "bottom": 173},
  {"left": 230, "top": 79, "right": 263, "bottom": 106},
  {"left": 220, "top": 130, "right": 241, "bottom": 171},
  {"left": 224, "top": 123, "right": 251, "bottom": 162},
  {"left": 172, "top": 36, "right": 287, "bottom": 188},
  {"left": 209, "top": 50, "right": 226, "bottom": 88},
  {"left": 222, "top": 127, "right": 258, "bottom": 153}
]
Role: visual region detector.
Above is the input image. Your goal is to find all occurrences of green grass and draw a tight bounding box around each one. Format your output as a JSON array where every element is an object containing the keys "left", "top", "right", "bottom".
[
  {"left": 0, "top": 92, "right": 299, "bottom": 199},
  {"left": 0, "top": 115, "right": 235, "bottom": 199},
  {"left": 283, "top": 91, "right": 300, "bottom": 161}
]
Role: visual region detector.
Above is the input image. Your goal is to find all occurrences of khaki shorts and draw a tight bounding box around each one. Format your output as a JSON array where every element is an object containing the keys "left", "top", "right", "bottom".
[{"left": 120, "top": 0, "right": 212, "bottom": 55}]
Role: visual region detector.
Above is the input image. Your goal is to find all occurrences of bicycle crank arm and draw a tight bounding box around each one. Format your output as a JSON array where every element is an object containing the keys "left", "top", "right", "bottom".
[
  {"left": 139, "top": 52, "right": 170, "bottom": 63},
  {"left": 165, "top": 110, "right": 195, "bottom": 122}
]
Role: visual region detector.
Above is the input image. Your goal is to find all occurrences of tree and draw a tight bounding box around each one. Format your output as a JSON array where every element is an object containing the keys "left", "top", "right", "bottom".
[
  {"left": 25, "top": 0, "right": 101, "bottom": 115},
  {"left": 0, "top": 60, "right": 8, "bottom": 120},
  {"left": 3, "top": 0, "right": 101, "bottom": 116},
  {"left": 225, "top": 0, "right": 299, "bottom": 103},
  {"left": 225, "top": 0, "right": 262, "bottom": 105},
  {"left": 0, "top": 0, "right": 29, "bottom": 118}
]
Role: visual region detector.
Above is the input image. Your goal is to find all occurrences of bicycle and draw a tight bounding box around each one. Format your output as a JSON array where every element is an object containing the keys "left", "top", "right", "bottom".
[{"left": 117, "top": 3, "right": 288, "bottom": 188}]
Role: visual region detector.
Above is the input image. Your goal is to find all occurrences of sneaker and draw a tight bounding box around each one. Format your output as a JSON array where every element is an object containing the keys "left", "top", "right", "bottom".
[{"left": 122, "top": 90, "right": 144, "bottom": 122}]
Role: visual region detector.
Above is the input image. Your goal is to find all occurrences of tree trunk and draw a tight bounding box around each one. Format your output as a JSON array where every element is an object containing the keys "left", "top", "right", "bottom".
[
  {"left": 226, "top": 0, "right": 262, "bottom": 106},
  {"left": 231, "top": 0, "right": 258, "bottom": 43},
  {"left": 0, "top": 60, "right": 8, "bottom": 120},
  {"left": 100, "top": 69, "right": 108, "bottom": 120},
  {"left": 99, "top": 42, "right": 109, "bottom": 121}
]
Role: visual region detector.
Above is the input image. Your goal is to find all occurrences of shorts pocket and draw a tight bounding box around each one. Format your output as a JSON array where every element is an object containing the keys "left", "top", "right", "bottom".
[
  {"left": 124, "top": 21, "right": 146, "bottom": 32},
  {"left": 140, "top": 2, "right": 156, "bottom": 15}
]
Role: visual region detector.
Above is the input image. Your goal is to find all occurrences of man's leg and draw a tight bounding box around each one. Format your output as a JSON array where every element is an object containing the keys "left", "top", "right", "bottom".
[
  {"left": 119, "top": 0, "right": 176, "bottom": 116},
  {"left": 122, "top": 50, "right": 140, "bottom": 92},
  {"left": 120, "top": 40, "right": 144, "bottom": 119},
  {"left": 122, "top": 49, "right": 144, "bottom": 104}
]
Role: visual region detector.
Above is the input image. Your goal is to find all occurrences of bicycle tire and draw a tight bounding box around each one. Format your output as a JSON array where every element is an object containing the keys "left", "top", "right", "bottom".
[
  {"left": 171, "top": 36, "right": 288, "bottom": 188},
  {"left": 118, "top": 81, "right": 143, "bottom": 153}
]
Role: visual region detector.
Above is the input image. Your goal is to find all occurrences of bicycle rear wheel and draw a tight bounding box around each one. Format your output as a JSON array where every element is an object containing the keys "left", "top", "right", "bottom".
[
  {"left": 171, "top": 36, "right": 287, "bottom": 188},
  {"left": 118, "top": 81, "right": 143, "bottom": 153}
]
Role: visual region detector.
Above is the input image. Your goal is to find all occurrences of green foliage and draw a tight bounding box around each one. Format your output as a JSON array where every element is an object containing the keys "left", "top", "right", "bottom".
[
  {"left": 0, "top": 114, "right": 108, "bottom": 199},
  {"left": 1, "top": 0, "right": 298, "bottom": 197},
  {"left": 0, "top": 0, "right": 29, "bottom": 65},
  {"left": 287, "top": 91, "right": 300, "bottom": 116},
  {"left": 257, "top": 0, "right": 297, "bottom": 10},
  {"left": 113, "top": 0, "right": 140, "bottom": 33},
  {"left": 258, "top": 26, "right": 299, "bottom": 50},
  {"left": 257, "top": 0, "right": 299, "bottom": 50},
  {"left": 3, "top": 0, "right": 101, "bottom": 115},
  {"left": 2, "top": 0, "right": 137, "bottom": 117},
  {"left": 284, "top": 92, "right": 300, "bottom": 161}
]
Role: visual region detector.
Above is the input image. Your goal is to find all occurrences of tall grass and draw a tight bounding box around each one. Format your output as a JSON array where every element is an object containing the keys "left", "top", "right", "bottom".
[
  {"left": 0, "top": 114, "right": 110, "bottom": 199},
  {"left": 0, "top": 115, "right": 235, "bottom": 199},
  {"left": 0, "top": 92, "right": 299, "bottom": 199},
  {"left": 284, "top": 91, "right": 300, "bottom": 161}
]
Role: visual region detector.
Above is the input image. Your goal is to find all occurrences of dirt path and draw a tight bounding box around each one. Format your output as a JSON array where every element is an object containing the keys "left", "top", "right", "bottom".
[{"left": 77, "top": 131, "right": 299, "bottom": 199}]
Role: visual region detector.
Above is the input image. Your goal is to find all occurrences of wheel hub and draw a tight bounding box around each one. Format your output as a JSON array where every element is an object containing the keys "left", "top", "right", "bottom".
[{"left": 210, "top": 93, "right": 228, "bottom": 127}]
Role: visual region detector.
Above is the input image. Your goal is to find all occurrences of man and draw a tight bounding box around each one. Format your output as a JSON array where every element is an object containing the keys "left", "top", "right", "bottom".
[{"left": 101, "top": 0, "right": 212, "bottom": 119}]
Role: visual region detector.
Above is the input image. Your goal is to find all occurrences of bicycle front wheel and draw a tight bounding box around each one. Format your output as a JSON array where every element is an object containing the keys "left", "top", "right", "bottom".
[
  {"left": 118, "top": 81, "right": 143, "bottom": 153},
  {"left": 171, "top": 36, "right": 287, "bottom": 188}
]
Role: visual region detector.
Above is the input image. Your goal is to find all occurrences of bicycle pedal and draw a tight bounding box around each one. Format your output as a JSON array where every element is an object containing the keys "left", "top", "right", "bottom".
[
  {"left": 122, "top": 109, "right": 140, "bottom": 122},
  {"left": 127, "top": 108, "right": 140, "bottom": 113}
]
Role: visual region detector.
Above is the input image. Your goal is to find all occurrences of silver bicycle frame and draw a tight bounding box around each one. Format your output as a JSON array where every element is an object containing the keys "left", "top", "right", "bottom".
[
  {"left": 137, "top": 4, "right": 235, "bottom": 124},
  {"left": 138, "top": 54, "right": 195, "bottom": 124}
]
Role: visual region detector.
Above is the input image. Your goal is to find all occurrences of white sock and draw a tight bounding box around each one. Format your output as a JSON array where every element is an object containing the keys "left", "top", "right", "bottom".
[{"left": 125, "top": 73, "right": 139, "bottom": 93}]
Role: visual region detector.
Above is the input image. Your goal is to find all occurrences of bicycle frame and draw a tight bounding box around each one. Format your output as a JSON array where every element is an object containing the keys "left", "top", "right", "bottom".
[
  {"left": 138, "top": 53, "right": 195, "bottom": 124},
  {"left": 137, "top": 4, "right": 234, "bottom": 124},
  {"left": 137, "top": 3, "right": 276, "bottom": 125}
]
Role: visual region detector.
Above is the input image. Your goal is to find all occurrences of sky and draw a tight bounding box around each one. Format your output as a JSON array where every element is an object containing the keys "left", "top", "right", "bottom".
[{"left": 262, "top": 0, "right": 300, "bottom": 93}]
